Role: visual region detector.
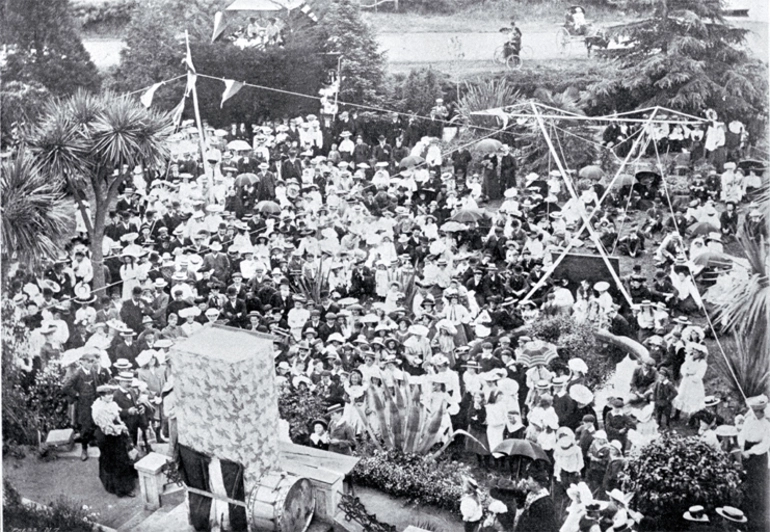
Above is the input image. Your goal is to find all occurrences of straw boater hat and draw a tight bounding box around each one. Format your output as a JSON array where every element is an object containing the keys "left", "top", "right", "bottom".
[
  {"left": 594, "top": 281, "right": 610, "bottom": 292},
  {"left": 683, "top": 506, "right": 709, "bottom": 523},
  {"left": 715, "top": 506, "right": 747, "bottom": 523}
]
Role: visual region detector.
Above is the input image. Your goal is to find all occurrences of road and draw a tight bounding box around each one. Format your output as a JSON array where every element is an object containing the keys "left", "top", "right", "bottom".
[{"left": 83, "top": 18, "right": 768, "bottom": 70}]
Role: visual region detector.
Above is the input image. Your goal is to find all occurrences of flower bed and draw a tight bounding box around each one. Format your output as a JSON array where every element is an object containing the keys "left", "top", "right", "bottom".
[{"left": 350, "top": 445, "right": 477, "bottom": 514}]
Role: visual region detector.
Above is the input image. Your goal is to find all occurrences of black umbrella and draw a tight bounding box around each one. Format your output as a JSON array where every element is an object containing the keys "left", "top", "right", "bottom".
[{"left": 492, "top": 439, "right": 550, "bottom": 462}]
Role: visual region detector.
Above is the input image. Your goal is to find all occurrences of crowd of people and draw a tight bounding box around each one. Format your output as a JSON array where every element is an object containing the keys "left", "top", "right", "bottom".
[{"left": 5, "top": 103, "right": 768, "bottom": 530}]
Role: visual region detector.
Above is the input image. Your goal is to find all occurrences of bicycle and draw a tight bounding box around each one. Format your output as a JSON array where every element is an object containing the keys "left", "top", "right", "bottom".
[{"left": 493, "top": 45, "right": 532, "bottom": 70}]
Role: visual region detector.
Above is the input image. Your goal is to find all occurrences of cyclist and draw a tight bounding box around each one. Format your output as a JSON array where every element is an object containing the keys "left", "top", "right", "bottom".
[{"left": 503, "top": 21, "right": 522, "bottom": 61}]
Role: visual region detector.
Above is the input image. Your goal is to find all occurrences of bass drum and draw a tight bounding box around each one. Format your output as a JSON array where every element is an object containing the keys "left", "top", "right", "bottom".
[{"left": 248, "top": 469, "right": 315, "bottom": 532}]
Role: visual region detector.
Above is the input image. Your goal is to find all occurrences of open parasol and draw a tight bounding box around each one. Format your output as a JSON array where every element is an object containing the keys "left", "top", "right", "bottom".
[
  {"left": 578, "top": 165, "right": 604, "bottom": 181},
  {"left": 361, "top": 314, "right": 380, "bottom": 324},
  {"left": 492, "top": 439, "right": 550, "bottom": 462},
  {"left": 691, "top": 250, "right": 734, "bottom": 268},
  {"left": 517, "top": 340, "right": 559, "bottom": 368},
  {"left": 227, "top": 139, "right": 252, "bottom": 151},
  {"left": 614, "top": 174, "right": 635, "bottom": 187},
  {"left": 399, "top": 155, "right": 425, "bottom": 169},
  {"left": 440, "top": 221, "right": 468, "bottom": 232},
  {"left": 256, "top": 200, "right": 281, "bottom": 215},
  {"left": 450, "top": 209, "right": 487, "bottom": 223},
  {"left": 476, "top": 139, "right": 503, "bottom": 154},
  {"left": 234, "top": 173, "right": 259, "bottom": 187},
  {"left": 688, "top": 221, "right": 719, "bottom": 237}
]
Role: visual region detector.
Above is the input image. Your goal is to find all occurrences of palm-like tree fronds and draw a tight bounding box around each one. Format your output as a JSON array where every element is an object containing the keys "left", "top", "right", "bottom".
[
  {"left": 452, "top": 78, "right": 523, "bottom": 126},
  {"left": 1, "top": 152, "right": 72, "bottom": 274},
  {"left": 713, "top": 335, "right": 770, "bottom": 399}
]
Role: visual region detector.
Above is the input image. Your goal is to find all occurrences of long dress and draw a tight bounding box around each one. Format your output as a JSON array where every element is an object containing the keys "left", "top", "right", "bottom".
[
  {"left": 672, "top": 354, "right": 707, "bottom": 415},
  {"left": 91, "top": 398, "right": 137, "bottom": 497},
  {"left": 466, "top": 403, "right": 490, "bottom": 456},
  {"left": 343, "top": 383, "right": 368, "bottom": 435},
  {"left": 120, "top": 263, "right": 140, "bottom": 301}
]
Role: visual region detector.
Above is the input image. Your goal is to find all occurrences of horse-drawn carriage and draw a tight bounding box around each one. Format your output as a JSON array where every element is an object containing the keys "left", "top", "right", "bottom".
[{"left": 556, "top": 6, "right": 610, "bottom": 56}]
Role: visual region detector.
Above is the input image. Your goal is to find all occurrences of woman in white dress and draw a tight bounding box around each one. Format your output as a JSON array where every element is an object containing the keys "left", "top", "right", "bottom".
[
  {"left": 120, "top": 253, "right": 140, "bottom": 301},
  {"left": 342, "top": 369, "right": 368, "bottom": 436},
  {"left": 673, "top": 343, "right": 708, "bottom": 419}
]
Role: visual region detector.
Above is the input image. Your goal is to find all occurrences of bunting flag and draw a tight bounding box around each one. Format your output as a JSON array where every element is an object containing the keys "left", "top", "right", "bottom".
[
  {"left": 211, "top": 11, "right": 227, "bottom": 43},
  {"left": 298, "top": 2, "right": 318, "bottom": 23},
  {"left": 220, "top": 79, "right": 244, "bottom": 108},
  {"left": 171, "top": 95, "right": 186, "bottom": 128},
  {"left": 184, "top": 31, "right": 197, "bottom": 98},
  {"left": 184, "top": 30, "right": 196, "bottom": 74},
  {"left": 140, "top": 82, "right": 164, "bottom": 108}
]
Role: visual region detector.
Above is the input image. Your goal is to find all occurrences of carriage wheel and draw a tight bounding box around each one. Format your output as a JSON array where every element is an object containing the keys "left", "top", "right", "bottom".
[
  {"left": 493, "top": 46, "right": 506, "bottom": 65},
  {"left": 556, "top": 28, "right": 570, "bottom": 52},
  {"left": 506, "top": 54, "right": 522, "bottom": 70}
]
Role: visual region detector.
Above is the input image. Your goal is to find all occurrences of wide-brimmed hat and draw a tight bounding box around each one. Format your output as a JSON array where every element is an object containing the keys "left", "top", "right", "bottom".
[
  {"left": 715, "top": 506, "right": 747, "bottom": 523},
  {"left": 747, "top": 394, "right": 768, "bottom": 410},
  {"left": 715, "top": 425, "right": 739, "bottom": 438},
  {"left": 135, "top": 349, "right": 157, "bottom": 367},
  {"left": 116, "top": 371, "right": 134, "bottom": 382},
  {"left": 683, "top": 506, "right": 709, "bottom": 522},
  {"left": 594, "top": 281, "right": 610, "bottom": 292},
  {"left": 326, "top": 403, "right": 344, "bottom": 415},
  {"left": 569, "top": 384, "right": 593, "bottom": 404}
]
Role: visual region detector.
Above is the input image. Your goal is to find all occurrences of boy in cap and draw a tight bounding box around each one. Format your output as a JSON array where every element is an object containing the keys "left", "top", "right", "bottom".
[{"left": 652, "top": 367, "right": 677, "bottom": 430}]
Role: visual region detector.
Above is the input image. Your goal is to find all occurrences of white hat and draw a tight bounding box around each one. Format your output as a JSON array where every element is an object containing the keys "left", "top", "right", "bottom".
[
  {"left": 135, "top": 349, "right": 157, "bottom": 367},
  {"left": 594, "top": 281, "right": 610, "bottom": 292},
  {"left": 569, "top": 384, "right": 593, "bottom": 404},
  {"left": 568, "top": 357, "right": 588, "bottom": 373}
]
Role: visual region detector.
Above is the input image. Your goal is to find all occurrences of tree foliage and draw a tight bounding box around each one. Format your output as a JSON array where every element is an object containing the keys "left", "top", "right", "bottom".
[
  {"left": 0, "top": 153, "right": 73, "bottom": 273},
  {"left": 0, "top": 0, "right": 101, "bottom": 96},
  {"left": 319, "top": 0, "right": 386, "bottom": 104},
  {"left": 25, "top": 90, "right": 175, "bottom": 290},
  {"left": 621, "top": 434, "right": 743, "bottom": 529},
  {"left": 387, "top": 68, "right": 448, "bottom": 116},
  {"left": 110, "top": 0, "right": 327, "bottom": 123},
  {"left": 0, "top": 81, "right": 51, "bottom": 149},
  {"left": 588, "top": 0, "right": 768, "bottom": 127},
  {"left": 516, "top": 90, "right": 602, "bottom": 174}
]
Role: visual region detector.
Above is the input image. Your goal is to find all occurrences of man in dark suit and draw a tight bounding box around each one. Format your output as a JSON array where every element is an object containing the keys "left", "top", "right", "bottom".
[
  {"left": 120, "top": 286, "right": 149, "bottom": 334},
  {"left": 62, "top": 351, "right": 111, "bottom": 460},
  {"left": 269, "top": 279, "right": 294, "bottom": 318},
  {"left": 256, "top": 162, "right": 277, "bottom": 201},
  {"left": 372, "top": 135, "right": 392, "bottom": 164},
  {"left": 114, "top": 372, "right": 143, "bottom": 447},
  {"left": 113, "top": 211, "right": 139, "bottom": 241},
  {"left": 352, "top": 135, "right": 370, "bottom": 166},
  {"left": 222, "top": 286, "right": 248, "bottom": 328},
  {"left": 113, "top": 329, "right": 140, "bottom": 367},
  {"left": 200, "top": 241, "right": 231, "bottom": 284},
  {"left": 318, "top": 293, "right": 340, "bottom": 321},
  {"left": 281, "top": 150, "right": 303, "bottom": 181}
]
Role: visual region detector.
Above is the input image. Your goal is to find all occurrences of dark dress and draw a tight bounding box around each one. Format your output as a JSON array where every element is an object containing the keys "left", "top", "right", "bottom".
[
  {"left": 515, "top": 493, "right": 559, "bottom": 532},
  {"left": 94, "top": 424, "right": 137, "bottom": 497},
  {"left": 465, "top": 404, "right": 490, "bottom": 456}
]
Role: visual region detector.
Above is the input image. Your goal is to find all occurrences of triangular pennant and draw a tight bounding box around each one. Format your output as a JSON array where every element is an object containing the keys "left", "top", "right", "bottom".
[
  {"left": 171, "top": 96, "right": 186, "bottom": 128},
  {"left": 140, "top": 82, "right": 163, "bottom": 108},
  {"left": 185, "top": 72, "right": 197, "bottom": 98},
  {"left": 211, "top": 11, "right": 227, "bottom": 43},
  {"left": 220, "top": 79, "right": 244, "bottom": 108},
  {"left": 184, "top": 30, "right": 196, "bottom": 74}
]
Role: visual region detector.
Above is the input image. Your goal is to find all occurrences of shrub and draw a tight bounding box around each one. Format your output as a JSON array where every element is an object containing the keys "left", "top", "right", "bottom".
[
  {"left": 71, "top": 0, "right": 137, "bottom": 33},
  {"left": 3, "top": 480, "right": 100, "bottom": 531},
  {"left": 277, "top": 388, "right": 329, "bottom": 446},
  {"left": 620, "top": 435, "right": 743, "bottom": 530},
  {"left": 350, "top": 445, "right": 476, "bottom": 514},
  {"left": 529, "top": 315, "right": 617, "bottom": 388},
  {"left": 2, "top": 298, "right": 72, "bottom": 445}
]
